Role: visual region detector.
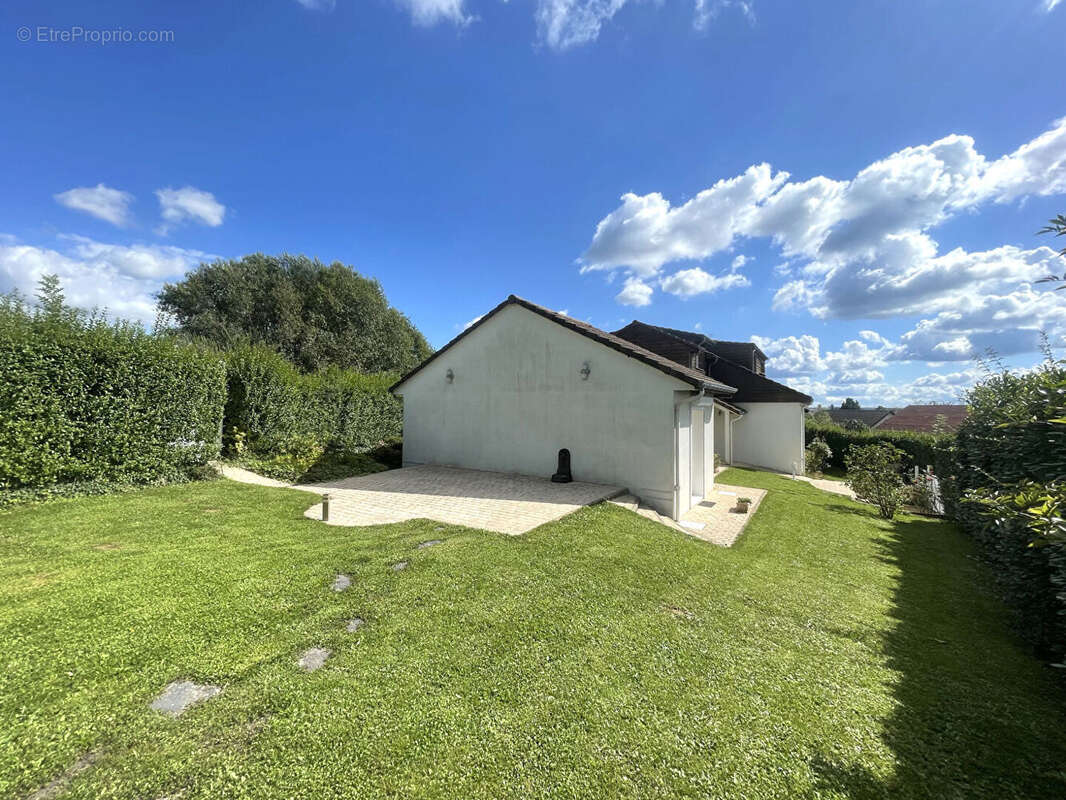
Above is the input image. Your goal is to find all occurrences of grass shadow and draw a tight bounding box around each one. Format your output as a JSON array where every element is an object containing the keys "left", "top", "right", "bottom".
[{"left": 810, "top": 514, "right": 1066, "bottom": 798}]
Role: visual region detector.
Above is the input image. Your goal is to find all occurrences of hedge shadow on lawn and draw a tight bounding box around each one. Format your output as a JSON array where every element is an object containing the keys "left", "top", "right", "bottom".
[{"left": 811, "top": 511, "right": 1066, "bottom": 798}]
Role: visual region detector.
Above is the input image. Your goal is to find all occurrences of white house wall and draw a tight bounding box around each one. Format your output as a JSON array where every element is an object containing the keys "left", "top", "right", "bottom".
[
  {"left": 396, "top": 304, "right": 687, "bottom": 515},
  {"left": 732, "top": 402, "right": 806, "bottom": 475}
]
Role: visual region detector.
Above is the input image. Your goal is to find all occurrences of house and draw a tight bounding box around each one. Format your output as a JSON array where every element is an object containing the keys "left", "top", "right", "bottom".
[
  {"left": 390, "top": 296, "right": 812, "bottom": 521},
  {"left": 816, "top": 408, "right": 897, "bottom": 428},
  {"left": 875, "top": 404, "right": 968, "bottom": 433}
]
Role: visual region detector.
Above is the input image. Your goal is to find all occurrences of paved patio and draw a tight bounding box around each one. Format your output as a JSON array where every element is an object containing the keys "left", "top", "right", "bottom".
[{"left": 219, "top": 463, "right": 624, "bottom": 535}]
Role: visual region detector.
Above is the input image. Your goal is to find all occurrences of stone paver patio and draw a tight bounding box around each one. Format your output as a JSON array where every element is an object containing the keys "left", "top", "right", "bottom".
[
  {"left": 678, "top": 484, "right": 768, "bottom": 546},
  {"left": 219, "top": 463, "right": 624, "bottom": 535}
]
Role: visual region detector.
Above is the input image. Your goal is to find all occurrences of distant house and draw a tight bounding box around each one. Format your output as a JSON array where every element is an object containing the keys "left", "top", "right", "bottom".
[
  {"left": 875, "top": 404, "right": 968, "bottom": 433},
  {"left": 819, "top": 408, "right": 897, "bottom": 428},
  {"left": 391, "top": 296, "right": 812, "bottom": 521}
]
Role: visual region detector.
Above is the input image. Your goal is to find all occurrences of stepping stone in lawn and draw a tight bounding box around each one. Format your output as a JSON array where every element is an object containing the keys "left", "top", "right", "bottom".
[
  {"left": 417, "top": 539, "right": 442, "bottom": 549},
  {"left": 331, "top": 574, "right": 351, "bottom": 592},
  {"left": 298, "top": 648, "right": 331, "bottom": 672},
  {"left": 26, "top": 750, "right": 101, "bottom": 800},
  {"left": 392, "top": 561, "right": 408, "bottom": 571},
  {"left": 346, "top": 617, "right": 365, "bottom": 633},
  {"left": 150, "top": 680, "right": 222, "bottom": 717}
]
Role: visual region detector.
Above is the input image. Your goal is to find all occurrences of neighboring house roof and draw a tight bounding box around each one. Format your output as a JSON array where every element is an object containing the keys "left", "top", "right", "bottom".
[
  {"left": 819, "top": 408, "right": 897, "bottom": 428},
  {"left": 613, "top": 321, "right": 813, "bottom": 405},
  {"left": 875, "top": 404, "right": 968, "bottom": 433},
  {"left": 390, "top": 295, "right": 738, "bottom": 395}
]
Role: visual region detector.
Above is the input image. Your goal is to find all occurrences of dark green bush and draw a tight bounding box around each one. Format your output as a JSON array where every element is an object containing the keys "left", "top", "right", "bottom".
[
  {"left": 952, "top": 359, "right": 1066, "bottom": 662},
  {"left": 0, "top": 295, "right": 225, "bottom": 492},
  {"left": 805, "top": 420, "right": 945, "bottom": 472},
  {"left": 222, "top": 340, "right": 401, "bottom": 457}
]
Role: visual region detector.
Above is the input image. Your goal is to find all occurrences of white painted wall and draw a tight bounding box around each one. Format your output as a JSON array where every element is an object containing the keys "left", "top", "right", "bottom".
[
  {"left": 732, "top": 402, "right": 806, "bottom": 475},
  {"left": 396, "top": 304, "right": 688, "bottom": 515}
]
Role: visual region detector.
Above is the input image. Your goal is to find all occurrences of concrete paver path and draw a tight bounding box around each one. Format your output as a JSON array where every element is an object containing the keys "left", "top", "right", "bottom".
[{"left": 218, "top": 463, "right": 623, "bottom": 536}]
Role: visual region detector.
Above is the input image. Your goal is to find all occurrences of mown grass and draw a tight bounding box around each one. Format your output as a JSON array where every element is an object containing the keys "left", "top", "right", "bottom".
[{"left": 1, "top": 468, "right": 1063, "bottom": 799}]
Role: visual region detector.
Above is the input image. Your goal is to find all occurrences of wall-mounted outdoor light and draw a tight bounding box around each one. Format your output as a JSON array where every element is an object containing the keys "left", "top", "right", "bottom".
[
  {"left": 445, "top": 368, "right": 454, "bottom": 383},
  {"left": 579, "top": 361, "right": 591, "bottom": 380}
]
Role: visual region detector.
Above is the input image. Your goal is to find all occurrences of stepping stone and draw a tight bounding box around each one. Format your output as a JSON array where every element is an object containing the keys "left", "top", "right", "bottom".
[
  {"left": 331, "top": 574, "right": 351, "bottom": 592},
  {"left": 433, "top": 526, "right": 445, "bottom": 531},
  {"left": 417, "top": 539, "right": 442, "bottom": 549},
  {"left": 27, "top": 751, "right": 101, "bottom": 800},
  {"left": 346, "top": 617, "right": 365, "bottom": 633},
  {"left": 392, "top": 561, "right": 408, "bottom": 571},
  {"left": 298, "top": 648, "right": 331, "bottom": 672},
  {"left": 150, "top": 680, "right": 221, "bottom": 717}
]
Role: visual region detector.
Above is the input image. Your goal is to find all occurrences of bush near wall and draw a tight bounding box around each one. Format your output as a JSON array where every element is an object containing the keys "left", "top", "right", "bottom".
[
  {"left": 952, "top": 361, "right": 1066, "bottom": 662},
  {"left": 0, "top": 296, "right": 226, "bottom": 494},
  {"left": 222, "top": 340, "right": 401, "bottom": 459}
]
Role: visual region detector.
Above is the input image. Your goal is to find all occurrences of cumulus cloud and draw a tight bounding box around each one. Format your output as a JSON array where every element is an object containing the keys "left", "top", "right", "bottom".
[
  {"left": 155, "top": 186, "right": 226, "bottom": 233},
  {"left": 0, "top": 234, "right": 213, "bottom": 326},
  {"left": 293, "top": 0, "right": 336, "bottom": 9},
  {"left": 54, "top": 184, "right": 135, "bottom": 227},
  {"left": 660, "top": 267, "right": 749, "bottom": 297},
  {"left": 615, "top": 276, "right": 653, "bottom": 306},
  {"left": 581, "top": 117, "right": 1066, "bottom": 358},
  {"left": 396, "top": 0, "right": 473, "bottom": 26}
]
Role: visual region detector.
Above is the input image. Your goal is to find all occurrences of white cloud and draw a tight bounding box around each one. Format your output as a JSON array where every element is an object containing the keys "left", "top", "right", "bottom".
[
  {"left": 1044, "top": 0, "right": 1063, "bottom": 11},
  {"left": 694, "top": 0, "right": 755, "bottom": 30},
  {"left": 582, "top": 164, "right": 787, "bottom": 275},
  {"left": 0, "top": 234, "right": 213, "bottom": 326},
  {"left": 730, "top": 254, "right": 748, "bottom": 270},
  {"left": 462, "top": 314, "right": 484, "bottom": 330},
  {"left": 615, "top": 276, "right": 653, "bottom": 306},
  {"left": 395, "top": 0, "right": 473, "bottom": 26},
  {"left": 660, "top": 267, "right": 749, "bottom": 297},
  {"left": 581, "top": 118, "right": 1066, "bottom": 357},
  {"left": 155, "top": 186, "right": 226, "bottom": 233},
  {"left": 54, "top": 184, "right": 135, "bottom": 227},
  {"left": 293, "top": 0, "right": 336, "bottom": 9}
]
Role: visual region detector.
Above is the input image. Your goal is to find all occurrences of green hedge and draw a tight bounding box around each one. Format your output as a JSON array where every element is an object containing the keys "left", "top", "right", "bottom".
[
  {"left": 222, "top": 341, "right": 401, "bottom": 456},
  {"left": 952, "top": 361, "right": 1066, "bottom": 662},
  {"left": 0, "top": 297, "right": 226, "bottom": 492},
  {"left": 804, "top": 421, "right": 947, "bottom": 473}
]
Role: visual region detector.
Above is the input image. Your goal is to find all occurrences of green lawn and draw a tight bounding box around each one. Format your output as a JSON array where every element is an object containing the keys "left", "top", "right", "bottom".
[{"left": 1, "top": 468, "right": 1063, "bottom": 799}]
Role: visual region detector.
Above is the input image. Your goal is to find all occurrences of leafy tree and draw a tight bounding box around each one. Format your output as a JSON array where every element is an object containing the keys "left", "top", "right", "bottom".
[
  {"left": 843, "top": 418, "right": 869, "bottom": 431},
  {"left": 1036, "top": 214, "right": 1066, "bottom": 289},
  {"left": 158, "top": 253, "right": 432, "bottom": 373},
  {"left": 845, "top": 442, "right": 906, "bottom": 519},
  {"left": 840, "top": 397, "right": 861, "bottom": 409},
  {"left": 35, "top": 274, "right": 66, "bottom": 317}
]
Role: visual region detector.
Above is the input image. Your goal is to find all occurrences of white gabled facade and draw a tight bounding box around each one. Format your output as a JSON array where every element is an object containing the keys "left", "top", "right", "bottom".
[{"left": 394, "top": 303, "right": 694, "bottom": 516}]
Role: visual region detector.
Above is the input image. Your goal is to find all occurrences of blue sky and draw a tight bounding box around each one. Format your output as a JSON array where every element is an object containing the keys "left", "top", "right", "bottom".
[{"left": 2, "top": 0, "right": 1064, "bottom": 405}]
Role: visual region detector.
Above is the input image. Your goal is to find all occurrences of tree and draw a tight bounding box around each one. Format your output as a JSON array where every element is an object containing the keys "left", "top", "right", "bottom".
[
  {"left": 840, "top": 397, "right": 861, "bottom": 409},
  {"left": 158, "top": 254, "right": 432, "bottom": 374},
  {"left": 845, "top": 442, "right": 906, "bottom": 519},
  {"left": 843, "top": 418, "right": 869, "bottom": 431},
  {"left": 1037, "top": 214, "right": 1066, "bottom": 290},
  {"left": 35, "top": 274, "right": 66, "bottom": 317}
]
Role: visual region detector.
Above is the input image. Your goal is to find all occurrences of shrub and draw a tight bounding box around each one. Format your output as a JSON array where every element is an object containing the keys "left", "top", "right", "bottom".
[
  {"left": 0, "top": 293, "right": 225, "bottom": 492},
  {"left": 842, "top": 418, "right": 869, "bottom": 431},
  {"left": 845, "top": 442, "right": 906, "bottom": 519},
  {"left": 805, "top": 438, "right": 832, "bottom": 475},
  {"left": 951, "top": 357, "right": 1066, "bottom": 661},
  {"left": 222, "top": 340, "right": 402, "bottom": 458}
]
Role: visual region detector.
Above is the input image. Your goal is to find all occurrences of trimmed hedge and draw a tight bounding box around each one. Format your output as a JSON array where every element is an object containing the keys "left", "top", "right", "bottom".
[
  {"left": 952, "top": 361, "right": 1066, "bottom": 662},
  {"left": 222, "top": 340, "right": 401, "bottom": 457},
  {"left": 804, "top": 421, "right": 947, "bottom": 473},
  {"left": 0, "top": 297, "right": 226, "bottom": 492}
]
